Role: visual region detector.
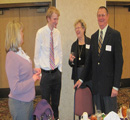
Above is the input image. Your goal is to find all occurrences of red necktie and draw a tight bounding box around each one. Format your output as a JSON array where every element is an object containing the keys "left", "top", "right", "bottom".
[{"left": 50, "top": 32, "right": 55, "bottom": 70}]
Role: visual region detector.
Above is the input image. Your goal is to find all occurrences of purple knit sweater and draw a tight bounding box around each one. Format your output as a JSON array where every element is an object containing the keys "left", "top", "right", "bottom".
[{"left": 5, "top": 51, "right": 35, "bottom": 102}]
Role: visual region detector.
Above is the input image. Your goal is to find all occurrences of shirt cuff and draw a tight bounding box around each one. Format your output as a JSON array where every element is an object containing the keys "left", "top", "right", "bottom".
[
  {"left": 79, "top": 79, "right": 83, "bottom": 83},
  {"left": 113, "top": 86, "right": 119, "bottom": 91}
]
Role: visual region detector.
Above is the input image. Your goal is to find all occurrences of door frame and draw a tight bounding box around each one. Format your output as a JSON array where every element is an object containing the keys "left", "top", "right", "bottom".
[{"left": 107, "top": 1, "right": 130, "bottom": 88}]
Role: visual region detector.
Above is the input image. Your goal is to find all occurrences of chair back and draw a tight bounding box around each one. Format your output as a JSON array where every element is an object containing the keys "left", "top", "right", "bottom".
[{"left": 75, "top": 87, "right": 93, "bottom": 116}]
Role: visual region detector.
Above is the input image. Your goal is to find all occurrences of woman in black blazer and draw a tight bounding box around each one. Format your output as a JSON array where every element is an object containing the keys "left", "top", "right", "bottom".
[
  {"left": 69, "top": 19, "right": 93, "bottom": 119},
  {"left": 69, "top": 19, "right": 91, "bottom": 88}
]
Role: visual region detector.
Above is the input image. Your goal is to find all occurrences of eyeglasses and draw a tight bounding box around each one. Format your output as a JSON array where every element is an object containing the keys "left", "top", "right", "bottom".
[
  {"left": 75, "top": 27, "right": 82, "bottom": 30},
  {"left": 97, "top": 14, "right": 106, "bottom": 18}
]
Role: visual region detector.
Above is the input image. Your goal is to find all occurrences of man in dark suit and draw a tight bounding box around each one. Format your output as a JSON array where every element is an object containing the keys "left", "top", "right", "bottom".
[{"left": 74, "top": 6, "right": 123, "bottom": 114}]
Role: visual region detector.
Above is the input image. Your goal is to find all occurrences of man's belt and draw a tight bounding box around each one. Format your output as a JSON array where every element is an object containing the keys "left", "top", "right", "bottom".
[{"left": 41, "top": 68, "right": 58, "bottom": 73}]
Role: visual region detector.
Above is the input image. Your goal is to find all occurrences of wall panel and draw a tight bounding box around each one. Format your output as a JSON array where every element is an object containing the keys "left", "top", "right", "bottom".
[
  {"left": 115, "top": 6, "right": 130, "bottom": 78},
  {"left": 0, "top": 8, "right": 19, "bottom": 88},
  {"left": 20, "top": 7, "right": 47, "bottom": 85},
  {"left": 108, "top": 6, "right": 130, "bottom": 79},
  {"left": 0, "top": 7, "right": 47, "bottom": 88}
]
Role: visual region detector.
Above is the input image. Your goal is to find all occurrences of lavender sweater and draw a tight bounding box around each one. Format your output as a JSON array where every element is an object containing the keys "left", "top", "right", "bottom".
[{"left": 5, "top": 51, "right": 35, "bottom": 102}]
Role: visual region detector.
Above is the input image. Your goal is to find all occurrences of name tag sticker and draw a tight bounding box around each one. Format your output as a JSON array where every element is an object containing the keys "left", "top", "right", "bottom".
[
  {"left": 86, "top": 44, "right": 90, "bottom": 49},
  {"left": 105, "top": 45, "right": 112, "bottom": 51}
]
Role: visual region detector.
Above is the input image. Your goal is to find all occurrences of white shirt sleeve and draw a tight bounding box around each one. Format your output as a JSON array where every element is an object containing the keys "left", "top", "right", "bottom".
[{"left": 34, "top": 31, "right": 41, "bottom": 68}]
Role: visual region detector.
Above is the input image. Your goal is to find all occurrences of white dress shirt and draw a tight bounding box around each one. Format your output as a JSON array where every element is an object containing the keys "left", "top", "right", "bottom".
[
  {"left": 98, "top": 24, "right": 108, "bottom": 42},
  {"left": 34, "top": 24, "right": 62, "bottom": 72}
]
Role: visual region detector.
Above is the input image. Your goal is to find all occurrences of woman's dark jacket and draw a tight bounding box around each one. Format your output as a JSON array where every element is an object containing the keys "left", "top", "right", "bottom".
[{"left": 69, "top": 35, "right": 92, "bottom": 84}]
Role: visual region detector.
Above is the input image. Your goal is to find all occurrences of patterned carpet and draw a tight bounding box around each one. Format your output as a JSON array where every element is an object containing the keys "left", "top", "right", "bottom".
[
  {"left": 0, "top": 88, "right": 130, "bottom": 120},
  {"left": 0, "top": 96, "right": 42, "bottom": 120},
  {"left": 117, "top": 88, "right": 130, "bottom": 109}
]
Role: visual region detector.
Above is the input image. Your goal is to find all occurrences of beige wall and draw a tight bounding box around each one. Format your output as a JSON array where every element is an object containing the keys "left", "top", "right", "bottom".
[{"left": 56, "top": 0, "right": 105, "bottom": 119}]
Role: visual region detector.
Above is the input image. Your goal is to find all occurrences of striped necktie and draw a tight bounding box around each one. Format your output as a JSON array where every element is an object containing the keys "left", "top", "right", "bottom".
[
  {"left": 98, "top": 30, "right": 103, "bottom": 54},
  {"left": 50, "top": 31, "right": 55, "bottom": 70}
]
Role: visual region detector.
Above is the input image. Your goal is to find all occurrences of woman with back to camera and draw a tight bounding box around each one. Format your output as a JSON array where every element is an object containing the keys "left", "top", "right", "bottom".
[
  {"left": 69, "top": 19, "right": 93, "bottom": 119},
  {"left": 5, "top": 21, "right": 41, "bottom": 120}
]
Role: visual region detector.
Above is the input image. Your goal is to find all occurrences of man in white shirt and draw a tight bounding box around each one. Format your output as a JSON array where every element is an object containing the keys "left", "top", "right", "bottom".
[{"left": 34, "top": 6, "right": 62, "bottom": 120}]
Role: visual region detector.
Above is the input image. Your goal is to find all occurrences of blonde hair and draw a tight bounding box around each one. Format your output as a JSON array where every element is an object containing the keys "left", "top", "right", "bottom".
[
  {"left": 46, "top": 6, "right": 60, "bottom": 21},
  {"left": 74, "top": 19, "right": 87, "bottom": 34},
  {"left": 5, "top": 21, "right": 23, "bottom": 53}
]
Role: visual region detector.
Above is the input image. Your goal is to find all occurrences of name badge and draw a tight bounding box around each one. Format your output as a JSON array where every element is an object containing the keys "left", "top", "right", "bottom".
[
  {"left": 86, "top": 44, "right": 90, "bottom": 49},
  {"left": 105, "top": 45, "right": 112, "bottom": 51}
]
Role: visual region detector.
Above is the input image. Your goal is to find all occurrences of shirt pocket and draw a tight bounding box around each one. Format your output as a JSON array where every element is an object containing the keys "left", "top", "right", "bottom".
[{"left": 41, "top": 38, "right": 50, "bottom": 50}]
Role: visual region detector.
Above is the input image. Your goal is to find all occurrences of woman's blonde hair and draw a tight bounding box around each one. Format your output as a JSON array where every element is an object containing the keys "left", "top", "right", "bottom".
[
  {"left": 46, "top": 6, "right": 60, "bottom": 21},
  {"left": 74, "top": 19, "right": 87, "bottom": 34},
  {"left": 5, "top": 21, "right": 23, "bottom": 53}
]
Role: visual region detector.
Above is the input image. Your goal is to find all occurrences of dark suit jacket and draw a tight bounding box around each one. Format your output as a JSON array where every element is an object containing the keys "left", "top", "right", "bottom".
[
  {"left": 69, "top": 35, "right": 91, "bottom": 82},
  {"left": 80, "top": 26, "right": 123, "bottom": 96}
]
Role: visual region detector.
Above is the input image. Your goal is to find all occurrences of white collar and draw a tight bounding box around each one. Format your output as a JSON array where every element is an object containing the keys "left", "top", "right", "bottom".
[
  {"left": 99, "top": 24, "right": 108, "bottom": 34},
  {"left": 16, "top": 47, "right": 31, "bottom": 63}
]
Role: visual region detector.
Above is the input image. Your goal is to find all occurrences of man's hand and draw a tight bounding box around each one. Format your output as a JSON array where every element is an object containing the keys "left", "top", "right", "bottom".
[
  {"left": 111, "top": 88, "right": 118, "bottom": 97},
  {"left": 74, "top": 80, "right": 82, "bottom": 89}
]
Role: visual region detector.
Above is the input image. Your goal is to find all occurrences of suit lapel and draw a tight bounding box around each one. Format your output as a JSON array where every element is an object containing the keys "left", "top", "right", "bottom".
[
  {"left": 75, "top": 40, "right": 78, "bottom": 57},
  {"left": 84, "top": 36, "right": 90, "bottom": 56},
  {"left": 94, "top": 31, "right": 99, "bottom": 58}
]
